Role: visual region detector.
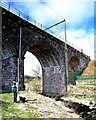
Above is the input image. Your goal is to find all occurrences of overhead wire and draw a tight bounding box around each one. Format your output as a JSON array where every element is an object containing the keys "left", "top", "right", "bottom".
[
  {"left": 40, "top": 0, "right": 90, "bottom": 55},
  {"left": 41, "top": 0, "right": 90, "bottom": 41},
  {"left": 9, "top": 0, "right": 90, "bottom": 55},
  {"left": 29, "top": 0, "right": 64, "bottom": 31}
]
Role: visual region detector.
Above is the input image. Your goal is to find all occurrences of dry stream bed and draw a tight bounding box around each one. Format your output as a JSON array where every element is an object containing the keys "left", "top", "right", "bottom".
[{"left": 17, "top": 91, "right": 96, "bottom": 119}]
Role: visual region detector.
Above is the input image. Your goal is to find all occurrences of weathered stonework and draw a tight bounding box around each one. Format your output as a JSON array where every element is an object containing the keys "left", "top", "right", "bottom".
[
  {"left": 2, "top": 8, "right": 90, "bottom": 96},
  {"left": 0, "top": 7, "right": 2, "bottom": 93}
]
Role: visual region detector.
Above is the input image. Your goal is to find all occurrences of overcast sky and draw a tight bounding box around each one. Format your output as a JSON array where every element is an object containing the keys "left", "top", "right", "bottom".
[{"left": 3, "top": 0, "right": 95, "bottom": 75}]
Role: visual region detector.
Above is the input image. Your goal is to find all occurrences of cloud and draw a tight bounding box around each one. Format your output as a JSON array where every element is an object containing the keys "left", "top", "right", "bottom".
[
  {"left": 5, "top": 0, "right": 94, "bottom": 29},
  {"left": 37, "top": 0, "right": 95, "bottom": 26},
  {"left": 24, "top": 52, "right": 41, "bottom": 76},
  {"left": 60, "top": 29, "right": 94, "bottom": 59},
  {"left": 3, "top": 0, "right": 39, "bottom": 2}
]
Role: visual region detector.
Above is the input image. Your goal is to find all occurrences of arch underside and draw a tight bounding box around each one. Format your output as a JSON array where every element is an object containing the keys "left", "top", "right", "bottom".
[
  {"left": 26, "top": 43, "right": 66, "bottom": 96},
  {"left": 68, "top": 56, "right": 79, "bottom": 72},
  {"left": 28, "top": 43, "right": 61, "bottom": 67}
]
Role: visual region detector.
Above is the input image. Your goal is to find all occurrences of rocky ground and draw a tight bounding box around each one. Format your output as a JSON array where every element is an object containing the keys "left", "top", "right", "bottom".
[{"left": 17, "top": 91, "right": 81, "bottom": 118}]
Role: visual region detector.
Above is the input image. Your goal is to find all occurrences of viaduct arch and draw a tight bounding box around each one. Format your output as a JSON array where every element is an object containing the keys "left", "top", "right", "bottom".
[{"left": 1, "top": 7, "right": 90, "bottom": 96}]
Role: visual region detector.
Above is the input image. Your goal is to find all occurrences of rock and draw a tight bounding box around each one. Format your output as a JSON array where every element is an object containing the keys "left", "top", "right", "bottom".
[
  {"left": 91, "top": 110, "right": 96, "bottom": 114},
  {"left": 19, "top": 96, "right": 26, "bottom": 103},
  {"left": 89, "top": 101, "right": 93, "bottom": 105},
  {"left": 79, "top": 112, "right": 84, "bottom": 118}
]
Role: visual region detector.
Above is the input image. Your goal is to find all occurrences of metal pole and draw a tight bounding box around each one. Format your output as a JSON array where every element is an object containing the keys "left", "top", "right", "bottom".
[
  {"left": 19, "top": 28, "right": 22, "bottom": 58},
  {"left": 17, "top": 27, "right": 22, "bottom": 92},
  {"left": 17, "top": 57, "right": 19, "bottom": 92},
  {"left": 44, "top": 19, "right": 68, "bottom": 93},
  {"left": 64, "top": 20, "right": 68, "bottom": 92},
  {"left": 44, "top": 19, "right": 65, "bottom": 30}
]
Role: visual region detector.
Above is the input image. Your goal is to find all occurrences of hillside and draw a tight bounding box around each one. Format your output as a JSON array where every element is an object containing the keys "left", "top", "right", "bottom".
[{"left": 82, "top": 60, "right": 96, "bottom": 75}]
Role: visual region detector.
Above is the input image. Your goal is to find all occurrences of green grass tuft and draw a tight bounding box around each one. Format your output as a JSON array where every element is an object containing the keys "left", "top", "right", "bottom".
[{"left": 1, "top": 92, "right": 41, "bottom": 119}]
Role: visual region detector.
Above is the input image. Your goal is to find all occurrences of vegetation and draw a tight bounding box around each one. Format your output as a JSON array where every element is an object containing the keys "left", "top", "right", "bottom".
[
  {"left": 82, "top": 60, "right": 96, "bottom": 76},
  {"left": 25, "top": 77, "right": 42, "bottom": 93},
  {"left": 1, "top": 76, "right": 95, "bottom": 119},
  {"left": 25, "top": 63, "right": 42, "bottom": 93},
  {"left": 1, "top": 92, "right": 41, "bottom": 119},
  {"left": 1, "top": 61, "right": 95, "bottom": 118},
  {"left": 1, "top": 88, "right": 80, "bottom": 119},
  {"left": 67, "top": 80, "right": 95, "bottom": 101},
  {"left": 70, "top": 60, "right": 96, "bottom": 100},
  {"left": 24, "top": 75, "right": 35, "bottom": 83},
  {"left": 31, "top": 64, "right": 41, "bottom": 79}
]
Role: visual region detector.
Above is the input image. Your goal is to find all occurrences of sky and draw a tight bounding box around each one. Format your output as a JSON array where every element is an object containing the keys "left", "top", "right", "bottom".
[{"left": 2, "top": 0, "right": 95, "bottom": 76}]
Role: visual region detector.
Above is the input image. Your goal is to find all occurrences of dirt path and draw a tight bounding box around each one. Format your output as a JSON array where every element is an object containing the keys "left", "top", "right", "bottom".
[{"left": 17, "top": 91, "right": 81, "bottom": 118}]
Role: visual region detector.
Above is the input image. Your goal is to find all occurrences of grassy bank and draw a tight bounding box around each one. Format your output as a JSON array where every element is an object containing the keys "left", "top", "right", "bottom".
[
  {"left": 1, "top": 77, "right": 95, "bottom": 119},
  {"left": 67, "top": 80, "right": 95, "bottom": 101},
  {"left": 1, "top": 91, "right": 80, "bottom": 119},
  {"left": 1, "top": 92, "right": 41, "bottom": 119}
]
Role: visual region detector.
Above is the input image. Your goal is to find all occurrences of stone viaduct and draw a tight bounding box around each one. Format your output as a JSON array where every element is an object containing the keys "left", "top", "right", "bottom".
[{"left": 1, "top": 5, "right": 90, "bottom": 96}]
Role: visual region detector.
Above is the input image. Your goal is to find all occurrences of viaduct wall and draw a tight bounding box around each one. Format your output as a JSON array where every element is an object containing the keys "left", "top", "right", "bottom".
[{"left": 2, "top": 8, "right": 90, "bottom": 96}]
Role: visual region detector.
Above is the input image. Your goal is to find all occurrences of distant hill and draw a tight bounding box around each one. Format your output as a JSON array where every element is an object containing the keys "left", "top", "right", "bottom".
[{"left": 82, "top": 60, "right": 96, "bottom": 75}]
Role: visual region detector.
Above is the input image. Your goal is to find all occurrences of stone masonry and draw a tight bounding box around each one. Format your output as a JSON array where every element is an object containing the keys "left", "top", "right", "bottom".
[{"left": 2, "top": 7, "right": 90, "bottom": 96}]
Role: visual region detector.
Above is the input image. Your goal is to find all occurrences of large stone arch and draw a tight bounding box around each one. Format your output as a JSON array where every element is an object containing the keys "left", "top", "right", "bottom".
[{"left": 22, "top": 40, "right": 65, "bottom": 96}]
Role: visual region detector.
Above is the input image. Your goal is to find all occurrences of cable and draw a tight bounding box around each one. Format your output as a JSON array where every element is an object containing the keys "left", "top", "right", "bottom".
[
  {"left": 41, "top": 0, "right": 91, "bottom": 55},
  {"left": 41, "top": 0, "right": 90, "bottom": 40},
  {"left": 28, "top": 0, "right": 64, "bottom": 31}
]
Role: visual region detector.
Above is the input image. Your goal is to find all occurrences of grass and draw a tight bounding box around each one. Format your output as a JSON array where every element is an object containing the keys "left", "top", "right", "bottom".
[
  {"left": 25, "top": 78, "right": 42, "bottom": 93},
  {"left": 1, "top": 90, "right": 79, "bottom": 118},
  {"left": 1, "top": 77, "right": 95, "bottom": 118},
  {"left": 25, "top": 77, "right": 95, "bottom": 102},
  {"left": 1, "top": 92, "right": 41, "bottom": 119},
  {"left": 75, "top": 85, "right": 94, "bottom": 89},
  {"left": 1, "top": 77, "right": 42, "bottom": 119},
  {"left": 67, "top": 80, "right": 95, "bottom": 101}
]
